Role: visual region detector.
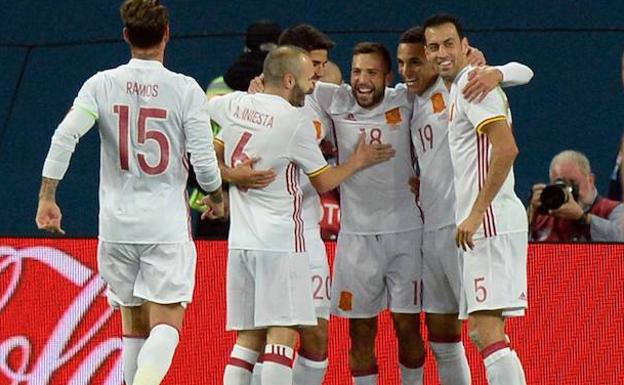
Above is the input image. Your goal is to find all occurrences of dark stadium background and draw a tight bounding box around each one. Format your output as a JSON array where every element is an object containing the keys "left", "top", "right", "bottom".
[{"left": 1, "top": 0, "right": 623, "bottom": 237}]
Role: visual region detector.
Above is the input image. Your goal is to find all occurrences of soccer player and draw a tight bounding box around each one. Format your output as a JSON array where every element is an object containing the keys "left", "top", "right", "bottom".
[
  {"left": 35, "top": 1, "right": 223, "bottom": 385},
  {"left": 311, "top": 42, "right": 425, "bottom": 385},
  {"left": 244, "top": 24, "right": 338, "bottom": 385},
  {"left": 210, "top": 45, "right": 395, "bottom": 385},
  {"left": 398, "top": 26, "right": 533, "bottom": 385},
  {"left": 424, "top": 13, "right": 529, "bottom": 385}
]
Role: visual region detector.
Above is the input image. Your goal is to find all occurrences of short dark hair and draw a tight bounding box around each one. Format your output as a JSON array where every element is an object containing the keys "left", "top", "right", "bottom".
[
  {"left": 120, "top": 0, "right": 169, "bottom": 49},
  {"left": 399, "top": 26, "right": 425, "bottom": 45},
  {"left": 278, "top": 24, "right": 335, "bottom": 53},
  {"left": 352, "top": 42, "right": 392, "bottom": 74},
  {"left": 423, "top": 13, "right": 464, "bottom": 40},
  {"left": 263, "top": 45, "right": 308, "bottom": 85}
]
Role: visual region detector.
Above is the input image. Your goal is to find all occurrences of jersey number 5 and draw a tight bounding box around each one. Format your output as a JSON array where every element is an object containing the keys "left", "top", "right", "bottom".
[{"left": 114, "top": 105, "right": 170, "bottom": 175}]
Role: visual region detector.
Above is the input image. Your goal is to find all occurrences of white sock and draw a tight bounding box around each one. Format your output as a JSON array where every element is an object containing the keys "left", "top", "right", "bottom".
[
  {"left": 250, "top": 361, "right": 263, "bottom": 385},
  {"left": 122, "top": 336, "right": 146, "bottom": 385},
  {"left": 400, "top": 363, "right": 424, "bottom": 385},
  {"left": 430, "top": 341, "right": 471, "bottom": 385},
  {"left": 352, "top": 373, "right": 378, "bottom": 385},
  {"left": 132, "top": 324, "right": 179, "bottom": 385},
  {"left": 483, "top": 342, "right": 526, "bottom": 385},
  {"left": 224, "top": 344, "right": 260, "bottom": 385},
  {"left": 292, "top": 350, "right": 328, "bottom": 385},
  {"left": 261, "top": 344, "right": 294, "bottom": 385}
]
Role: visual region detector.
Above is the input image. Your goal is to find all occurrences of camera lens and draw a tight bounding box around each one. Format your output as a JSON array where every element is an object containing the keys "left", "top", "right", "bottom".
[{"left": 540, "top": 184, "right": 567, "bottom": 210}]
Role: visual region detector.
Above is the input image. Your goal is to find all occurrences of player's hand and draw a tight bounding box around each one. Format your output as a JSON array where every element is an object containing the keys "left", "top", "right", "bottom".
[
  {"left": 455, "top": 211, "right": 482, "bottom": 251},
  {"left": 201, "top": 190, "right": 225, "bottom": 220},
  {"left": 463, "top": 66, "right": 502, "bottom": 103},
  {"left": 319, "top": 139, "right": 337, "bottom": 157},
  {"left": 408, "top": 176, "right": 420, "bottom": 199},
  {"left": 36, "top": 200, "right": 66, "bottom": 235},
  {"left": 229, "top": 157, "right": 276, "bottom": 188},
  {"left": 466, "top": 45, "right": 486, "bottom": 67},
  {"left": 353, "top": 133, "right": 396, "bottom": 169},
  {"left": 248, "top": 74, "right": 265, "bottom": 94}
]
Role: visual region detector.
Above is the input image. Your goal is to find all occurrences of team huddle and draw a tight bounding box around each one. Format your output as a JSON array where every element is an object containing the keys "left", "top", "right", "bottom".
[{"left": 35, "top": 1, "right": 533, "bottom": 385}]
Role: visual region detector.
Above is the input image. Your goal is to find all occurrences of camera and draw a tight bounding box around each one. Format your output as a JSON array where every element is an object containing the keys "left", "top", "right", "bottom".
[{"left": 539, "top": 178, "right": 580, "bottom": 211}]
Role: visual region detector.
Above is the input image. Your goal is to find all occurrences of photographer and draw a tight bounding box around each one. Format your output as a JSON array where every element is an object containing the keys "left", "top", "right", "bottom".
[{"left": 529, "top": 150, "right": 624, "bottom": 242}]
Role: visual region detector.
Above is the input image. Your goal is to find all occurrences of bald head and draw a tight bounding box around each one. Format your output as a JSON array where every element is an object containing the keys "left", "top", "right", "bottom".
[
  {"left": 321, "top": 60, "right": 343, "bottom": 85},
  {"left": 550, "top": 150, "right": 591, "bottom": 178},
  {"left": 263, "top": 45, "right": 310, "bottom": 86}
]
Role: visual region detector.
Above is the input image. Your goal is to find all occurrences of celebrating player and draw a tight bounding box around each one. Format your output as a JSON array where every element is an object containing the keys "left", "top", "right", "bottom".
[
  {"left": 35, "top": 1, "right": 224, "bottom": 385},
  {"left": 424, "top": 13, "right": 529, "bottom": 385},
  {"left": 211, "top": 45, "right": 395, "bottom": 385}
]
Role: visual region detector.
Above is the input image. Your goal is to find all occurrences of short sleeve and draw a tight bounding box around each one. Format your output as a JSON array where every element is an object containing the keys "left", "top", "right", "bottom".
[
  {"left": 287, "top": 115, "right": 329, "bottom": 176},
  {"left": 465, "top": 87, "right": 509, "bottom": 134},
  {"left": 72, "top": 73, "right": 101, "bottom": 120}
]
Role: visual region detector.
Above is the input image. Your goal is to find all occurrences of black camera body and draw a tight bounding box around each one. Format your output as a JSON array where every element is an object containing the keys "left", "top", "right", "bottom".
[{"left": 539, "top": 178, "right": 580, "bottom": 212}]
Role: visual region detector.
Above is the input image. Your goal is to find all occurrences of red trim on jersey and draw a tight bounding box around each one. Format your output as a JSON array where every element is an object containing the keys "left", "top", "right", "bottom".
[
  {"left": 477, "top": 134, "right": 497, "bottom": 237},
  {"left": 227, "top": 357, "right": 254, "bottom": 372},
  {"left": 286, "top": 163, "right": 305, "bottom": 252}
]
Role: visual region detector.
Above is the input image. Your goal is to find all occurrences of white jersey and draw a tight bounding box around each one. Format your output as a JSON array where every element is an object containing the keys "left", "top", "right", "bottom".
[
  {"left": 312, "top": 82, "right": 422, "bottom": 234},
  {"left": 210, "top": 92, "right": 329, "bottom": 252},
  {"left": 411, "top": 77, "right": 456, "bottom": 231},
  {"left": 448, "top": 65, "right": 527, "bottom": 238},
  {"left": 43, "top": 58, "right": 221, "bottom": 243},
  {"left": 299, "top": 99, "right": 331, "bottom": 230}
]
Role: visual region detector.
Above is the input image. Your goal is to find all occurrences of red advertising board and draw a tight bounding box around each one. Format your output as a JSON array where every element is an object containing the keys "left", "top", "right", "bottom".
[{"left": 1, "top": 238, "right": 622, "bottom": 384}]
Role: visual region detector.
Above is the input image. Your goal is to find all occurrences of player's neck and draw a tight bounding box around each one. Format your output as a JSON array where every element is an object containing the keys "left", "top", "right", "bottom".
[
  {"left": 130, "top": 47, "right": 164, "bottom": 63},
  {"left": 263, "top": 85, "right": 290, "bottom": 103},
  {"left": 419, "top": 75, "right": 439, "bottom": 96}
]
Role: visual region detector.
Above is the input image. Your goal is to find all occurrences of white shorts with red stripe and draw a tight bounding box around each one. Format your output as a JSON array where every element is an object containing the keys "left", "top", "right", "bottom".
[
  {"left": 330, "top": 230, "right": 423, "bottom": 318},
  {"left": 459, "top": 231, "right": 528, "bottom": 320},
  {"left": 306, "top": 228, "right": 331, "bottom": 320},
  {"left": 226, "top": 249, "right": 317, "bottom": 330},
  {"left": 97, "top": 241, "right": 197, "bottom": 307},
  {"left": 422, "top": 225, "right": 463, "bottom": 314}
]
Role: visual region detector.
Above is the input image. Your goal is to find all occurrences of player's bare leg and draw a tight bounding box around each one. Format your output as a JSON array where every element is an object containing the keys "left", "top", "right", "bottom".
[
  {"left": 293, "top": 318, "right": 329, "bottom": 385},
  {"left": 132, "top": 302, "right": 185, "bottom": 385},
  {"left": 392, "top": 312, "right": 425, "bottom": 385},
  {"left": 426, "top": 313, "right": 471, "bottom": 385},
  {"left": 468, "top": 310, "right": 526, "bottom": 385},
  {"left": 120, "top": 304, "right": 150, "bottom": 385},
  {"left": 349, "top": 317, "right": 378, "bottom": 385},
  {"left": 225, "top": 330, "right": 265, "bottom": 385},
  {"left": 262, "top": 326, "right": 299, "bottom": 385}
]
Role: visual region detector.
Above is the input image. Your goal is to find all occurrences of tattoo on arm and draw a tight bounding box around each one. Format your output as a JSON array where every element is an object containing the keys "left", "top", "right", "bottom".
[{"left": 39, "top": 177, "right": 59, "bottom": 201}]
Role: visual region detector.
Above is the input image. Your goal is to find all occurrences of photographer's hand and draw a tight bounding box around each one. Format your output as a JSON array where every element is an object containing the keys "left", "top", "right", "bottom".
[
  {"left": 549, "top": 189, "right": 584, "bottom": 221},
  {"left": 527, "top": 183, "right": 546, "bottom": 223}
]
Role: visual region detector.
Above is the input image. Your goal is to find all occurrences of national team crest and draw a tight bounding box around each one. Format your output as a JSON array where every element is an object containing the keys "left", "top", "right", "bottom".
[
  {"left": 313, "top": 120, "right": 323, "bottom": 139},
  {"left": 384, "top": 107, "right": 402, "bottom": 125},
  {"left": 431, "top": 92, "right": 446, "bottom": 113}
]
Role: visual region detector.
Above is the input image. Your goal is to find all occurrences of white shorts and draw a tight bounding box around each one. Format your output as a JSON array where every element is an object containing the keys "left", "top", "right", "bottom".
[
  {"left": 97, "top": 241, "right": 197, "bottom": 308},
  {"left": 330, "top": 230, "right": 423, "bottom": 318},
  {"left": 226, "top": 249, "right": 317, "bottom": 330},
  {"left": 459, "top": 231, "right": 528, "bottom": 320},
  {"left": 306, "top": 229, "right": 331, "bottom": 320},
  {"left": 422, "top": 225, "right": 463, "bottom": 314}
]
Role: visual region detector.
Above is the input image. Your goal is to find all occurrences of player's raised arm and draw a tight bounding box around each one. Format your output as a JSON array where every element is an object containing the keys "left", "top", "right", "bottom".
[{"left": 463, "top": 62, "right": 534, "bottom": 102}]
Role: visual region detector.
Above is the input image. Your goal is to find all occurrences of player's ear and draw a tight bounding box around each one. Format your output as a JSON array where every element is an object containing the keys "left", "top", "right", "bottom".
[
  {"left": 283, "top": 73, "right": 295, "bottom": 90},
  {"left": 163, "top": 24, "right": 170, "bottom": 44},
  {"left": 122, "top": 27, "right": 130, "bottom": 44},
  {"left": 461, "top": 37, "right": 469, "bottom": 55},
  {"left": 385, "top": 71, "right": 393, "bottom": 87}
]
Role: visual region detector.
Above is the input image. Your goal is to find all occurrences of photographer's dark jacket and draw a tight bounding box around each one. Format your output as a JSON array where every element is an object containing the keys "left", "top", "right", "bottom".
[{"left": 530, "top": 196, "right": 624, "bottom": 242}]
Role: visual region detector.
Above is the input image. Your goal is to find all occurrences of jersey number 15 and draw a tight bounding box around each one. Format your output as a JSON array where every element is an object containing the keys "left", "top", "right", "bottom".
[{"left": 113, "top": 105, "right": 170, "bottom": 175}]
